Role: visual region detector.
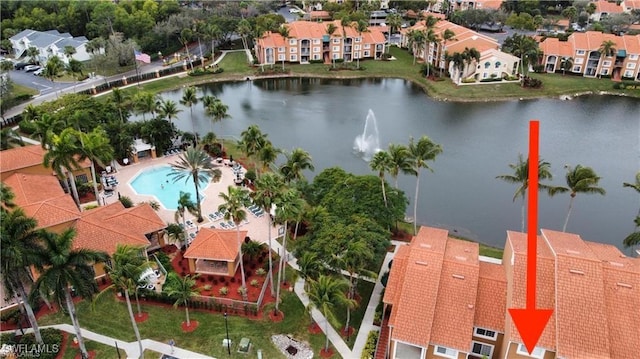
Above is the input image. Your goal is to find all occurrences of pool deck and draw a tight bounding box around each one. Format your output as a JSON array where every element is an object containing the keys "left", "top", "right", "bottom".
[{"left": 106, "top": 153, "right": 283, "bottom": 246}]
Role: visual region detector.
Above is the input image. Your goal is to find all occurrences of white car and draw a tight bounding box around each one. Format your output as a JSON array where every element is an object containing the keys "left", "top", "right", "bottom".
[
  {"left": 24, "top": 65, "right": 40, "bottom": 72},
  {"left": 33, "top": 68, "right": 45, "bottom": 76},
  {"left": 289, "top": 8, "right": 300, "bottom": 13}
]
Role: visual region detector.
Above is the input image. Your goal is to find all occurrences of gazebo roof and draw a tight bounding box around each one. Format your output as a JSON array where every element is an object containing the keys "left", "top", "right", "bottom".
[{"left": 184, "top": 228, "right": 247, "bottom": 262}]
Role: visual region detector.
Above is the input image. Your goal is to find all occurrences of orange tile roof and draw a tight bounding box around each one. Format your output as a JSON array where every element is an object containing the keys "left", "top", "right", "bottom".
[
  {"left": 0, "top": 145, "right": 47, "bottom": 173},
  {"left": 184, "top": 228, "right": 246, "bottom": 261},
  {"left": 74, "top": 202, "right": 166, "bottom": 255},
  {"left": 3, "top": 173, "right": 80, "bottom": 228},
  {"left": 383, "top": 244, "right": 409, "bottom": 306},
  {"left": 595, "top": 0, "right": 624, "bottom": 14},
  {"left": 309, "top": 11, "right": 331, "bottom": 20},
  {"left": 475, "top": 0, "right": 503, "bottom": 10},
  {"left": 430, "top": 239, "right": 479, "bottom": 352},
  {"left": 257, "top": 20, "right": 386, "bottom": 49},
  {"left": 474, "top": 261, "right": 507, "bottom": 332},
  {"left": 625, "top": 0, "right": 640, "bottom": 10},
  {"left": 506, "top": 231, "right": 556, "bottom": 350}
]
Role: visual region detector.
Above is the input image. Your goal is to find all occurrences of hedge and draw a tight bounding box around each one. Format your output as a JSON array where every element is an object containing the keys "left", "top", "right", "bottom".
[{"left": 360, "top": 331, "right": 379, "bottom": 359}]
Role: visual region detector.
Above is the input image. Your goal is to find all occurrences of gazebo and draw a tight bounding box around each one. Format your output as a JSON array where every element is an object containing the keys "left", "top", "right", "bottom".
[
  {"left": 130, "top": 138, "right": 157, "bottom": 163},
  {"left": 183, "top": 228, "right": 247, "bottom": 276}
]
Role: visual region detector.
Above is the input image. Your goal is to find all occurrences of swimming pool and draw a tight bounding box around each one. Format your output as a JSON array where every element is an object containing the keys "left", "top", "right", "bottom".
[{"left": 129, "top": 165, "right": 208, "bottom": 210}]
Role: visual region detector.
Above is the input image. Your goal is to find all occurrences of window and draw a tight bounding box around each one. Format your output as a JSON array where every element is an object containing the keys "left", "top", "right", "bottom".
[
  {"left": 278, "top": 54, "right": 285, "bottom": 61},
  {"left": 626, "top": 62, "right": 636, "bottom": 69},
  {"left": 630, "top": 54, "right": 638, "bottom": 60},
  {"left": 495, "top": 61, "right": 501, "bottom": 68},
  {"left": 601, "top": 69, "right": 609, "bottom": 75},
  {"left": 313, "top": 47, "right": 320, "bottom": 53},
  {"left": 471, "top": 342, "right": 493, "bottom": 357},
  {"left": 575, "top": 58, "right": 584, "bottom": 64},
  {"left": 484, "top": 62, "right": 490, "bottom": 68},
  {"left": 313, "top": 39, "right": 320, "bottom": 44},
  {"left": 516, "top": 344, "right": 545, "bottom": 359},
  {"left": 290, "top": 55, "right": 297, "bottom": 61},
  {"left": 289, "top": 39, "right": 297, "bottom": 45},
  {"left": 313, "top": 54, "right": 320, "bottom": 60},
  {"left": 355, "top": 37, "right": 361, "bottom": 43},
  {"left": 333, "top": 46, "right": 339, "bottom": 52},
  {"left": 573, "top": 65, "right": 581, "bottom": 72},
  {"left": 364, "top": 50, "right": 370, "bottom": 57},
  {"left": 76, "top": 174, "right": 89, "bottom": 183},
  {"left": 576, "top": 50, "right": 585, "bottom": 55},
  {"left": 364, "top": 44, "right": 371, "bottom": 49},
  {"left": 290, "top": 47, "right": 297, "bottom": 53},
  {"left": 624, "top": 70, "right": 633, "bottom": 77},
  {"left": 333, "top": 53, "right": 339, "bottom": 59},
  {"left": 278, "top": 47, "right": 285, "bottom": 53},
  {"left": 354, "top": 45, "right": 360, "bottom": 51},
  {"left": 332, "top": 38, "right": 340, "bottom": 44},
  {"left": 473, "top": 327, "right": 497, "bottom": 340},
  {"left": 433, "top": 346, "right": 458, "bottom": 359},
  {"left": 603, "top": 60, "right": 611, "bottom": 67},
  {"left": 483, "top": 72, "right": 488, "bottom": 78}
]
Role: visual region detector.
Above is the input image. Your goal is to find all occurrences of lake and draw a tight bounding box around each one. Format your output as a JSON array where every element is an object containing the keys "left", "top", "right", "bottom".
[{"left": 150, "top": 78, "right": 640, "bottom": 251}]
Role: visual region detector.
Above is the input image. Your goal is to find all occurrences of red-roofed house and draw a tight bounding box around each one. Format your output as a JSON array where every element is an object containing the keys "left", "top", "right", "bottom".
[
  {"left": 381, "top": 226, "right": 640, "bottom": 359},
  {"left": 539, "top": 32, "right": 640, "bottom": 81},
  {"left": 183, "top": 228, "right": 247, "bottom": 276},
  {"left": 0, "top": 145, "right": 91, "bottom": 182},
  {"left": 591, "top": 0, "right": 625, "bottom": 22},
  {"left": 255, "top": 20, "right": 386, "bottom": 65},
  {"left": 401, "top": 19, "right": 520, "bottom": 84}
]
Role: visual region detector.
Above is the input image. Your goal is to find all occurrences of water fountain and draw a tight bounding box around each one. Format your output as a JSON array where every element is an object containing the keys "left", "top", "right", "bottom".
[{"left": 353, "top": 109, "right": 380, "bottom": 161}]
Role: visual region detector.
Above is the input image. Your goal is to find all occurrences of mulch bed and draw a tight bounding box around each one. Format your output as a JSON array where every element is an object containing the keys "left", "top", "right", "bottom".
[
  {"left": 181, "top": 320, "right": 199, "bottom": 333},
  {"left": 134, "top": 312, "right": 149, "bottom": 323},
  {"left": 54, "top": 331, "right": 69, "bottom": 359},
  {"left": 319, "top": 348, "right": 334, "bottom": 358},
  {"left": 308, "top": 322, "right": 322, "bottom": 335},
  {"left": 268, "top": 310, "right": 284, "bottom": 323},
  {"left": 341, "top": 326, "right": 354, "bottom": 338}
]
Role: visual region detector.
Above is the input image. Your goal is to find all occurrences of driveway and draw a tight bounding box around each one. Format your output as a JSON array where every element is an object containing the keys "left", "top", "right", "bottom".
[{"left": 8, "top": 68, "right": 70, "bottom": 95}]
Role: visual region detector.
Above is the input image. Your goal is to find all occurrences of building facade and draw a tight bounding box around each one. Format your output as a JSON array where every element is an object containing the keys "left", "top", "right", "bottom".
[
  {"left": 9, "top": 29, "right": 91, "bottom": 65},
  {"left": 380, "top": 226, "right": 640, "bottom": 359},
  {"left": 254, "top": 20, "right": 386, "bottom": 65},
  {"left": 539, "top": 31, "right": 640, "bottom": 81}
]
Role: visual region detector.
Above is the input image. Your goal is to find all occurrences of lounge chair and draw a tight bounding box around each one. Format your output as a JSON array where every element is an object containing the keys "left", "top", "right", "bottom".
[
  {"left": 219, "top": 222, "right": 228, "bottom": 229},
  {"left": 209, "top": 224, "right": 215, "bottom": 229},
  {"left": 208, "top": 213, "right": 216, "bottom": 220},
  {"left": 186, "top": 220, "right": 194, "bottom": 227}
]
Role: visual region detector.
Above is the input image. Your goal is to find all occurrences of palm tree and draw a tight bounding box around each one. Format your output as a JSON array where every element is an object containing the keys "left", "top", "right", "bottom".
[
  {"left": 180, "top": 86, "right": 199, "bottom": 146},
  {"left": 134, "top": 92, "right": 160, "bottom": 121},
  {"left": 26, "top": 46, "right": 40, "bottom": 64},
  {"left": 218, "top": 186, "right": 251, "bottom": 299},
  {"left": 32, "top": 229, "right": 108, "bottom": 359},
  {"left": 0, "top": 127, "right": 24, "bottom": 150},
  {"left": 31, "top": 113, "right": 65, "bottom": 149},
  {"left": 202, "top": 23, "right": 221, "bottom": 61},
  {"left": 98, "top": 245, "right": 149, "bottom": 358},
  {"left": 306, "top": 275, "right": 356, "bottom": 353},
  {"left": 623, "top": 216, "right": 640, "bottom": 248},
  {"left": 387, "top": 144, "right": 414, "bottom": 188},
  {"left": 237, "top": 19, "right": 253, "bottom": 61},
  {"left": 370, "top": 150, "right": 392, "bottom": 207},
  {"left": 166, "top": 223, "right": 185, "bottom": 247},
  {"left": 110, "top": 88, "right": 130, "bottom": 123},
  {"left": 449, "top": 51, "right": 467, "bottom": 84},
  {"left": 175, "top": 191, "right": 198, "bottom": 248},
  {"left": 440, "top": 29, "right": 456, "bottom": 77},
  {"left": 408, "top": 136, "right": 443, "bottom": 235},
  {"left": 203, "top": 97, "right": 230, "bottom": 145},
  {"left": 550, "top": 165, "right": 606, "bottom": 232},
  {"left": 252, "top": 173, "right": 285, "bottom": 297},
  {"left": 297, "top": 252, "right": 321, "bottom": 287},
  {"left": 169, "top": 147, "right": 218, "bottom": 222},
  {"left": 598, "top": 40, "right": 616, "bottom": 73},
  {"left": 462, "top": 47, "right": 481, "bottom": 76},
  {"left": 240, "top": 125, "right": 267, "bottom": 172},
  {"left": 496, "top": 154, "right": 555, "bottom": 232},
  {"left": 326, "top": 23, "right": 338, "bottom": 67},
  {"left": 1, "top": 209, "right": 44, "bottom": 344},
  {"left": 423, "top": 29, "right": 439, "bottom": 78},
  {"left": 0, "top": 183, "right": 16, "bottom": 210},
  {"left": 280, "top": 148, "right": 315, "bottom": 183},
  {"left": 164, "top": 273, "right": 200, "bottom": 327},
  {"left": 355, "top": 20, "right": 369, "bottom": 69},
  {"left": 179, "top": 28, "right": 195, "bottom": 72},
  {"left": 560, "top": 56, "right": 573, "bottom": 75},
  {"left": 43, "top": 129, "right": 83, "bottom": 206},
  {"left": 257, "top": 141, "right": 280, "bottom": 177},
  {"left": 623, "top": 171, "right": 640, "bottom": 218},
  {"left": 274, "top": 188, "right": 304, "bottom": 314},
  {"left": 44, "top": 55, "right": 64, "bottom": 82},
  {"left": 159, "top": 99, "right": 182, "bottom": 127},
  {"left": 407, "top": 29, "right": 426, "bottom": 65},
  {"left": 386, "top": 13, "right": 403, "bottom": 36},
  {"left": 503, "top": 34, "right": 538, "bottom": 80},
  {"left": 78, "top": 128, "right": 114, "bottom": 205},
  {"left": 278, "top": 26, "right": 290, "bottom": 70}
]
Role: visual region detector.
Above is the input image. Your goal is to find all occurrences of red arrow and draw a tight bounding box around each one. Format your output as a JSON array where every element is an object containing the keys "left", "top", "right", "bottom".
[{"left": 507, "top": 120, "right": 553, "bottom": 355}]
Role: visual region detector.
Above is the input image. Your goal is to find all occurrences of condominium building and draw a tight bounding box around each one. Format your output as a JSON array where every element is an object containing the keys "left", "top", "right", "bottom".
[{"left": 254, "top": 20, "right": 386, "bottom": 65}]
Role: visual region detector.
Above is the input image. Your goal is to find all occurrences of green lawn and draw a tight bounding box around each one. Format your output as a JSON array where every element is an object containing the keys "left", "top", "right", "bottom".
[
  {"left": 218, "top": 51, "right": 254, "bottom": 75},
  {"left": 331, "top": 279, "right": 375, "bottom": 348},
  {"left": 38, "top": 289, "right": 338, "bottom": 359},
  {"left": 60, "top": 336, "right": 127, "bottom": 359}
]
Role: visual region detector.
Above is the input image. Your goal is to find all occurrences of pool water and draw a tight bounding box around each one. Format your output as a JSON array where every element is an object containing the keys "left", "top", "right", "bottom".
[{"left": 130, "top": 165, "right": 208, "bottom": 210}]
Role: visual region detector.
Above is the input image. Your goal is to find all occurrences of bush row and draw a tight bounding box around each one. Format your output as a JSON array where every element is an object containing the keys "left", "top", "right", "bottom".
[
  {"left": 613, "top": 81, "right": 640, "bottom": 90},
  {"left": 0, "top": 328, "right": 63, "bottom": 359},
  {"left": 360, "top": 331, "right": 379, "bottom": 359}
]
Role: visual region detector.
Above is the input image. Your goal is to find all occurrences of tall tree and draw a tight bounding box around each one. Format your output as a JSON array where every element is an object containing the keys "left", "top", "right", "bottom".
[
  {"left": 77, "top": 128, "right": 114, "bottom": 205},
  {"left": 278, "top": 26, "right": 290, "bottom": 70},
  {"left": 31, "top": 113, "right": 64, "bottom": 149},
  {"left": 257, "top": 141, "right": 280, "bottom": 177},
  {"left": 407, "top": 29, "right": 426, "bottom": 65},
  {"left": 550, "top": 165, "right": 606, "bottom": 232},
  {"left": 502, "top": 33, "right": 538, "bottom": 80},
  {"left": 26, "top": 47, "right": 40, "bottom": 64},
  {"left": 97, "top": 245, "right": 149, "bottom": 358},
  {"left": 203, "top": 96, "right": 230, "bottom": 140},
  {"left": 1, "top": 209, "right": 43, "bottom": 344},
  {"left": 408, "top": 135, "right": 443, "bottom": 235},
  {"left": 355, "top": 19, "right": 369, "bottom": 69},
  {"left": 0, "top": 127, "right": 24, "bottom": 150},
  {"left": 158, "top": 99, "right": 182, "bottom": 127},
  {"left": 252, "top": 173, "right": 285, "bottom": 297},
  {"left": 326, "top": 23, "right": 338, "bottom": 67},
  {"left": 175, "top": 191, "right": 198, "bottom": 248},
  {"left": 178, "top": 28, "right": 194, "bottom": 71},
  {"left": 240, "top": 125, "right": 267, "bottom": 172},
  {"left": 110, "top": 88, "right": 130, "bottom": 123},
  {"left": 598, "top": 40, "right": 616, "bottom": 77},
  {"left": 164, "top": 273, "right": 200, "bottom": 326},
  {"left": 560, "top": 56, "right": 573, "bottom": 75},
  {"left": 44, "top": 55, "right": 64, "bottom": 82},
  {"left": 133, "top": 92, "right": 160, "bottom": 121},
  {"left": 180, "top": 86, "right": 199, "bottom": 146},
  {"left": 169, "top": 147, "right": 219, "bottom": 222},
  {"left": 32, "top": 229, "right": 108, "bottom": 359},
  {"left": 218, "top": 186, "right": 251, "bottom": 299},
  {"left": 496, "top": 154, "right": 555, "bottom": 232},
  {"left": 306, "top": 275, "right": 356, "bottom": 353},
  {"left": 43, "top": 129, "right": 83, "bottom": 206},
  {"left": 237, "top": 19, "right": 253, "bottom": 61},
  {"left": 387, "top": 144, "right": 414, "bottom": 188},
  {"left": 280, "top": 148, "right": 315, "bottom": 183},
  {"left": 369, "top": 150, "right": 392, "bottom": 207}
]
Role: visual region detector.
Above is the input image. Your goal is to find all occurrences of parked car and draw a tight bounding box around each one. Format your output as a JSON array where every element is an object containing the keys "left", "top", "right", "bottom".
[
  {"left": 33, "top": 68, "right": 45, "bottom": 76},
  {"left": 24, "top": 65, "right": 41, "bottom": 72},
  {"left": 14, "top": 62, "right": 29, "bottom": 70}
]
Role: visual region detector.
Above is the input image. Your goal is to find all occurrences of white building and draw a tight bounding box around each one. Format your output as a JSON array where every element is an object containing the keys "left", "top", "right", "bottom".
[{"left": 9, "top": 29, "right": 91, "bottom": 64}]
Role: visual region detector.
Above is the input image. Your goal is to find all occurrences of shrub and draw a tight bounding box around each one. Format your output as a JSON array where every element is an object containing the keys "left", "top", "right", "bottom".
[
  {"left": 237, "top": 286, "right": 247, "bottom": 296},
  {"left": 0, "top": 308, "right": 21, "bottom": 324},
  {"left": 250, "top": 279, "right": 259, "bottom": 287},
  {"left": 522, "top": 76, "right": 543, "bottom": 88},
  {"left": 119, "top": 195, "right": 133, "bottom": 208},
  {"left": 219, "top": 286, "right": 228, "bottom": 296},
  {"left": 360, "top": 331, "right": 379, "bottom": 359},
  {"left": 154, "top": 252, "right": 173, "bottom": 273},
  {"left": 245, "top": 169, "right": 257, "bottom": 182},
  {"left": 256, "top": 268, "right": 266, "bottom": 276},
  {"left": 203, "top": 284, "right": 212, "bottom": 291},
  {"left": 461, "top": 77, "right": 477, "bottom": 83},
  {"left": 309, "top": 59, "right": 324, "bottom": 64},
  {"left": 18, "top": 120, "right": 36, "bottom": 134}
]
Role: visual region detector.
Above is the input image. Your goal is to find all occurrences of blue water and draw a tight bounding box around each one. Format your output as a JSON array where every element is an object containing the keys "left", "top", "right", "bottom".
[{"left": 130, "top": 165, "right": 207, "bottom": 210}]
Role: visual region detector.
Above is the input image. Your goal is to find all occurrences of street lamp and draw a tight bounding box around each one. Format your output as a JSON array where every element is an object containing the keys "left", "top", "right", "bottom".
[{"left": 224, "top": 312, "right": 230, "bottom": 356}]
